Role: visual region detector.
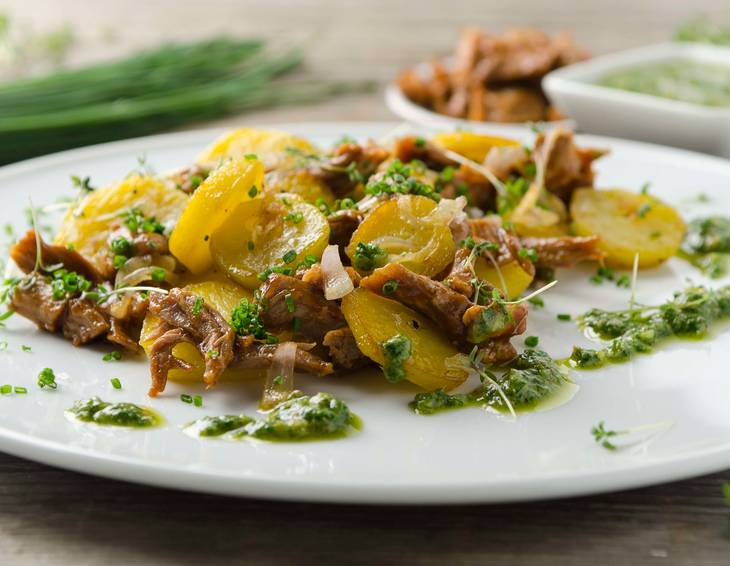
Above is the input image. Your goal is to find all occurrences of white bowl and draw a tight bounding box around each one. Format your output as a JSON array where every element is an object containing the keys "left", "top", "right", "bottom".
[
  {"left": 385, "top": 59, "right": 574, "bottom": 136},
  {"left": 543, "top": 42, "right": 730, "bottom": 157}
]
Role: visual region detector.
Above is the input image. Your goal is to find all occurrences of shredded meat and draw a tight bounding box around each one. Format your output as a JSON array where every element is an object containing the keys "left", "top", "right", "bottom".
[
  {"left": 259, "top": 274, "right": 346, "bottom": 342},
  {"left": 62, "top": 298, "right": 110, "bottom": 346},
  {"left": 520, "top": 235, "right": 604, "bottom": 268},
  {"left": 310, "top": 142, "right": 389, "bottom": 196},
  {"left": 469, "top": 216, "right": 535, "bottom": 276},
  {"left": 230, "top": 336, "right": 333, "bottom": 376},
  {"left": 323, "top": 327, "right": 370, "bottom": 370},
  {"left": 393, "top": 136, "right": 457, "bottom": 171},
  {"left": 327, "top": 209, "right": 361, "bottom": 250},
  {"left": 478, "top": 338, "right": 518, "bottom": 366},
  {"left": 444, "top": 248, "right": 480, "bottom": 297},
  {"left": 361, "top": 263, "right": 526, "bottom": 345},
  {"left": 10, "top": 278, "right": 66, "bottom": 332},
  {"left": 534, "top": 129, "right": 607, "bottom": 202},
  {"left": 10, "top": 230, "right": 107, "bottom": 284},
  {"left": 147, "top": 289, "right": 235, "bottom": 395},
  {"left": 398, "top": 27, "right": 588, "bottom": 123}
]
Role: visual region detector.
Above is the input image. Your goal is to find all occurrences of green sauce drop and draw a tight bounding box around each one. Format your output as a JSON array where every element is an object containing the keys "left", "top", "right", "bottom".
[
  {"left": 679, "top": 216, "right": 730, "bottom": 279},
  {"left": 410, "top": 349, "right": 571, "bottom": 415},
  {"left": 185, "top": 392, "right": 359, "bottom": 442},
  {"left": 67, "top": 397, "right": 162, "bottom": 428},
  {"left": 569, "top": 284, "right": 730, "bottom": 369}
]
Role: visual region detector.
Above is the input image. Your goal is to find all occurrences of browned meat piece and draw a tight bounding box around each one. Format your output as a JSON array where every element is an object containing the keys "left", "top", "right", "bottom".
[
  {"left": 167, "top": 164, "right": 210, "bottom": 194},
  {"left": 480, "top": 87, "right": 549, "bottom": 123},
  {"left": 393, "top": 135, "right": 457, "bottom": 171},
  {"left": 131, "top": 232, "right": 169, "bottom": 256},
  {"left": 107, "top": 318, "right": 140, "bottom": 351},
  {"left": 259, "top": 274, "right": 346, "bottom": 342},
  {"left": 230, "top": 337, "right": 334, "bottom": 376},
  {"left": 443, "top": 247, "right": 479, "bottom": 297},
  {"left": 361, "top": 263, "right": 526, "bottom": 345},
  {"left": 534, "top": 129, "right": 607, "bottom": 202},
  {"left": 472, "top": 28, "right": 561, "bottom": 83},
  {"left": 147, "top": 326, "right": 195, "bottom": 395},
  {"left": 10, "top": 278, "right": 66, "bottom": 332},
  {"left": 520, "top": 235, "right": 604, "bottom": 268},
  {"left": 327, "top": 209, "right": 361, "bottom": 250},
  {"left": 323, "top": 327, "right": 370, "bottom": 370},
  {"left": 147, "top": 288, "right": 235, "bottom": 395},
  {"left": 361, "top": 263, "right": 471, "bottom": 338},
  {"left": 62, "top": 298, "right": 110, "bottom": 346},
  {"left": 310, "top": 142, "right": 389, "bottom": 196},
  {"left": 10, "top": 230, "right": 107, "bottom": 283},
  {"left": 478, "top": 338, "right": 518, "bottom": 366},
  {"left": 469, "top": 216, "right": 535, "bottom": 276}
]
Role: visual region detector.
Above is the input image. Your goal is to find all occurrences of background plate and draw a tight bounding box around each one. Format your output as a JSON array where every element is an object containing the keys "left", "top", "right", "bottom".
[{"left": 0, "top": 122, "right": 729, "bottom": 504}]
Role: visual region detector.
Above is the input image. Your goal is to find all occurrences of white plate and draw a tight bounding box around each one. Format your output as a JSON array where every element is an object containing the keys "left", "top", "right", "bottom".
[
  {"left": 0, "top": 122, "right": 729, "bottom": 504},
  {"left": 385, "top": 59, "right": 574, "bottom": 135},
  {"left": 543, "top": 43, "right": 730, "bottom": 157}
]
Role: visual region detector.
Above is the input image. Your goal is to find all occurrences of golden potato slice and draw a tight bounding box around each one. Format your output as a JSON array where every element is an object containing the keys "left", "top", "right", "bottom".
[
  {"left": 431, "top": 131, "right": 519, "bottom": 163},
  {"left": 264, "top": 169, "right": 336, "bottom": 206},
  {"left": 346, "top": 195, "right": 455, "bottom": 276},
  {"left": 210, "top": 194, "right": 330, "bottom": 289},
  {"left": 475, "top": 259, "right": 534, "bottom": 300},
  {"left": 341, "top": 288, "right": 467, "bottom": 391},
  {"left": 196, "top": 128, "right": 316, "bottom": 170},
  {"left": 571, "top": 188, "right": 686, "bottom": 268},
  {"left": 169, "top": 157, "right": 263, "bottom": 274},
  {"left": 140, "top": 274, "right": 261, "bottom": 382},
  {"left": 54, "top": 174, "right": 188, "bottom": 260}
]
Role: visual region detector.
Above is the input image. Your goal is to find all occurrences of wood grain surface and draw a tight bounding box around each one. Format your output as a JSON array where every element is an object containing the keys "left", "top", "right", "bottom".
[{"left": 2, "top": 1, "right": 730, "bottom": 564}]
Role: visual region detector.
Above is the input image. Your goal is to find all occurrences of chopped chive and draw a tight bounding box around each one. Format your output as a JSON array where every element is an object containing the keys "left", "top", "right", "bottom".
[
  {"left": 103, "top": 350, "right": 122, "bottom": 361},
  {"left": 37, "top": 367, "right": 57, "bottom": 389},
  {"left": 637, "top": 202, "right": 652, "bottom": 218},
  {"left": 528, "top": 296, "right": 544, "bottom": 308},
  {"left": 282, "top": 249, "right": 297, "bottom": 264},
  {"left": 292, "top": 316, "right": 301, "bottom": 332},
  {"left": 382, "top": 280, "right": 399, "bottom": 295},
  {"left": 21, "top": 345, "right": 32, "bottom": 352},
  {"left": 14, "top": 386, "right": 27, "bottom": 394},
  {"left": 557, "top": 313, "right": 572, "bottom": 321},
  {"left": 524, "top": 336, "right": 539, "bottom": 348},
  {"left": 192, "top": 296, "right": 204, "bottom": 315},
  {"left": 244, "top": 153, "right": 258, "bottom": 161},
  {"left": 247, "top": 240, "right": 255, "bottom": 251},
  {"left": 284, "top": 292, "right": 295, "bottom": 313},
  {"left": 180, "top": 394, "right": 193, "bottom": 404},
  {"left": 0, "top": 384, "right": 11, "bottom": 395},
  {"left": 248, "top": 185, "right": 258, "bottom": 198},
  {"left": 518, "top": 248, "right": 538, "bottom": 263},
  {"left": 193, "top": 395, "right": 203, "bottom": 407},
  {"left": 110, "top": 377, "right": 122, "bottom": 390},
  {"left": 151, "top": 267, "right": 166, "bottom": 282}
]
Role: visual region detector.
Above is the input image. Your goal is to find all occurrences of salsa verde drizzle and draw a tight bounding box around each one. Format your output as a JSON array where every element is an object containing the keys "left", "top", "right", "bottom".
[
  {"left": 679, "top": 216, "right": 730, "bottom": 279},
  {"left": 185, "top": 392, "right": 359, "bottom": 442},
  {"left": 410, "top": 348, "right": 569, "bottom": 415},
  {"left": 570, "top": 284, "right": 730, "bottom": 369},
  {"left": 67, "top": 396, "right": 162, "bottom": 428}
]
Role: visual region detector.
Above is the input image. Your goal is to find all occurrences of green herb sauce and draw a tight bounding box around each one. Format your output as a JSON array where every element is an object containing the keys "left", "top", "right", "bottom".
[
  {"left": 570, "top": 285, "right": 730, "bottom": 369},
  {"left": 185, "top": 392, "right": 359, "bottom": 442},
  {"left": 67, "top": 397, "right": 162, "bottom": 428},
  {"left": 599, "top": 60, "right": 730, "bottom": 107},
  {"left": 679, "top": 216, "right": 730, "bottom": 278},
  {"left": 380, "top": 334, "right": 412, "bottom": 383},
  {"left": 410, "top": 349, "right": 570, "bottom": 415}
]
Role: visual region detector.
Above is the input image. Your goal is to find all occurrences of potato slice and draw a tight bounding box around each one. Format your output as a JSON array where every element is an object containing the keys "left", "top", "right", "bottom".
[
  {"left": 431, "top": 131, "right": 519, "bottom": 163},
  {"left": 140, "top": 274, "right": 261, "bottom": 382},
  {"left": 169, "top": 157, "right": 263, "bottom": 274},
  {"left": 264, "top": 169, "right": 336, "bottom": 206},
  {"left": 475, "top": 259, "right": 534, "bottom": 300},
  {"left": 346, "top": 195, "right": 455, "bottom": 277},
  {"left": 55, "top": 174, "right": 188, "bottom": 260},
  {"left": 211, "top": 194, "right": 330, "bottom": 289},
  {"left": 571, "top": 188, "right": 686, "bottom": 268},
  {"left": 196, "top": 128, "right": 316, "bottom": 170},
  {"left": 341, "top": 288, "right": 468, "bottom": 391}
]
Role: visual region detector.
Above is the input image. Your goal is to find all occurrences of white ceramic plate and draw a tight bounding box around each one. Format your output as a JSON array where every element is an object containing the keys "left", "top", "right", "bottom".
[{"left": 0, "top": 122, "right": 729, "bottom": 504}]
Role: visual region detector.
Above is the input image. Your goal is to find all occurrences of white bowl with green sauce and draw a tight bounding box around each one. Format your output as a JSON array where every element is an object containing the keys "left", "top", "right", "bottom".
[{"left": 543, "top": 43, "right": 730, "bottom": 157}]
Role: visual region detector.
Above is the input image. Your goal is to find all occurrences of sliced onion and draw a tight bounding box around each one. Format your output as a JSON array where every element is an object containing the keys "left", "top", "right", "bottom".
[
  {"left": 355, "top": 195, "right": 381, "bottom": 213},
  {"left": 261, "top": 341, "right": 297, "bottom": 410},
  {"left": 321, "top": 244, "right": 354, "bottom": 300},
  {"left": 114, "top": 254, "right": 178, "bottom": 289}
]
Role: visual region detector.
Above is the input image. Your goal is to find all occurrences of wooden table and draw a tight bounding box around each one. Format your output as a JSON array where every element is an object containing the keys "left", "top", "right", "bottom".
[{"left": 2, "top": 1, "right": 730, "bottom": 564}]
